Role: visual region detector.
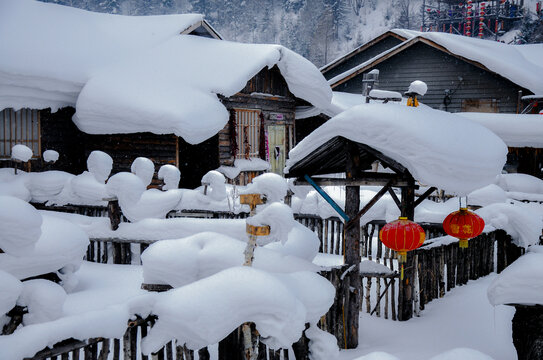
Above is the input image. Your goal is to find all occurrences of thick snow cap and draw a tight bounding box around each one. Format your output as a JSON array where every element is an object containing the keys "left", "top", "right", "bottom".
[
  {"left": 1, "top": 0, "right": 332, "bottom": 144},
  {"left": 286, "top": 103, "right": 507, "bottom": 195},
  {"left": 74, "top": 36, "right": 332, "bottom": 144}
]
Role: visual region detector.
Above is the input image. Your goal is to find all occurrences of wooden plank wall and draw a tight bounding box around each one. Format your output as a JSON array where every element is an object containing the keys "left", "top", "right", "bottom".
[
  {"left": 334, "top": 41, "right": 526, "bottom": 113},
  {"left": 322, "top": 36, "right": 404, "bottom": 80}
]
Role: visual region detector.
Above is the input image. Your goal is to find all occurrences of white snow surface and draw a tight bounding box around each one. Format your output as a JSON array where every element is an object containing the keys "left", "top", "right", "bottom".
[
  {"left": 2, "top": 0, "right": 331, "bottom": 144},
  {"left": 87, "top": 151, "right": 113, "bottom": 183},
  {"left": 495, "top": 173, "right": 543, "bottom": 193},
  {"left": 428, "top": 348, "right": 495, "bottom": 360},
  {"left": 141, "top": 232, "right": 319, "bottom": 287},
  {"left": 17, "top": 280, "right": 67, "bottom": 326},
  {"left": 0, "top": 0, "right": 204, "bottom": 112},
  {"left": 457, "top": 112, "right": 543, "bottom": 148},
  {"left": 488, "top": 246, "right": 543, "bottom": 306},
  {"left": 0, "top": 270, "right": 22, "bottom": 315},
  {"left": 287, "top": 103, "right": 507, "bottom": 195},
  {"left": 368, "top": 89, "right": 402, "bottom": 100},
  {"left": 217, "top": 158, "right": 271, "bottom": 179},
  {"left": 42, "top": 150, "right": 59, "bottom": 163},
  {"left": 11, "top": 144, "right": 33, "bottom": 162},
  {"left": 0, "top": 196, "right": 42, "bottom": 256},
  {"left": 141, "top": 267, "right": 335, "bottom": 352},
  {"left": 305, "top": 323, "right": 340, "bottom": 360}
]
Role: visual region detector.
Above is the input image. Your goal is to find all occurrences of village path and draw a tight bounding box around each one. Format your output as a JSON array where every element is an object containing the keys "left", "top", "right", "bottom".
[{"left": 339, "top": 275, "right": 517, "bottom": 360}]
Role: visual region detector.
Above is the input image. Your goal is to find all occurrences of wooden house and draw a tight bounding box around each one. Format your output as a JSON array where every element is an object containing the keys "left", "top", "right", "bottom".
[
  {"left": 323, "top": 29, "right": 543, "bottom": 114},
  {"left": 0, "top": 0, "right": 331, "bottom": 189}
]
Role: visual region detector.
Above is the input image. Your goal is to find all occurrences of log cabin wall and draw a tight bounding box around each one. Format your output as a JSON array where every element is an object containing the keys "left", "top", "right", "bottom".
[
  {"left": 82, "top": 132, "right": 178, "bottom": 185},
  {"left": 507, "top": 147, "right": 543, "bottom": 178},
  {"left": 333, "top": 41, "right": 527, "bottom": 114}
]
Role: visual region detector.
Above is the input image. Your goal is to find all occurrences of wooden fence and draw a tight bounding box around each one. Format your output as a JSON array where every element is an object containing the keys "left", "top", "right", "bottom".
[{"left": 26, "top": 316, "right": 295, "bottom": 360}]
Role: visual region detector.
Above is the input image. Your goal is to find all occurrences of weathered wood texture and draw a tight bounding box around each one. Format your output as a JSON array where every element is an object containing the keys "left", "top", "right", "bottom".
[
  {"left": 333, "top": 41, "right": 527, "bottom": 113},
  {"left": 322, "top": 35, "right": 404, "bottom": 80},
  {"left": 512, "top": 305, "right": 543, "bottom": 360},
  {"left": 507, "top": 147, "right": 543, "bottom": 178}
]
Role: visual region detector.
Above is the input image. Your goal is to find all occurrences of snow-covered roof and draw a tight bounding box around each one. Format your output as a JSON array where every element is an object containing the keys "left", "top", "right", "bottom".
[
  {"left": 328, "top": 29, "right": 543, "bottom": 95},
  {"left": 1, "top": 0, "right": 332, "bottom": 144},
  {"left": 287, "top": 103, "right": 508, "bottom": 195},
  {"left": 456, "top": 112, "right": 543, "bottom": 148}
]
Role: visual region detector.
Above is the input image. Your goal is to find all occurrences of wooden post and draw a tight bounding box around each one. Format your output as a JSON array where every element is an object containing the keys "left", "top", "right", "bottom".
[
  {"left": 344, "top": 143, "right": 362, "bottom": 348},
  {"left": 108, "top": 199, "right": 121, "bottom": 231},
  {"left": 398, "top": 178, "right": 415, "bottom": 321},
  {"left": 512, "top": 305, "right": 543, "bottom": 360}
]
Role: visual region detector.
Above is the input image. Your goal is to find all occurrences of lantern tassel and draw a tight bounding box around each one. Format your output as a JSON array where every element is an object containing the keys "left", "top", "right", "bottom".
[
  {"left": 459, "top": 239, "right": 469, "bottom": 249},
  {"left": 400, "top": 263, "right": 404, "bottom": 281}
]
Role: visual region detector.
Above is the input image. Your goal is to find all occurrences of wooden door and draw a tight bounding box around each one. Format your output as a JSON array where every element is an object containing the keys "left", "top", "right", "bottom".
[{"left": 267, "top": 125, "right": 286, "bottom": 175}]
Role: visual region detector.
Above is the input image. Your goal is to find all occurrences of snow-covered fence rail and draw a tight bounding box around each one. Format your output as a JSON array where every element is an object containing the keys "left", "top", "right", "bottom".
[
  {"left": 31, "top": 202, "right": 109, "bottom": 217},
  {"left": 25, "top": 316, "right": 211, "bottom": 360}
]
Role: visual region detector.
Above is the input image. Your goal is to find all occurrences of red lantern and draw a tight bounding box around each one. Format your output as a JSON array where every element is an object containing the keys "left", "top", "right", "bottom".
[
  {"left": 442, "top": 208, "right": 485, "bottom": 249},
  {"left": 380, "top": 217, "right": 426, "bottom": 279}
]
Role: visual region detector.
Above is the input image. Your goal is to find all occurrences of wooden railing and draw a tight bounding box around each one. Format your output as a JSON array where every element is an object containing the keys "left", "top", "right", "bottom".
[{"left": 26, "top": 316, "right": 295, "bottom": 360}]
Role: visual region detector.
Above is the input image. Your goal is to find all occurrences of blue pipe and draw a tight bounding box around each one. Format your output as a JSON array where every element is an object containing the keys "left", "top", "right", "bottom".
[{"left": 304, "top": 174, "right": 350, "bottom": 222}]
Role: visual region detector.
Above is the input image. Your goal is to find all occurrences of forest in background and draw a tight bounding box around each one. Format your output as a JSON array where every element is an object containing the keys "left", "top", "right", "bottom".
[{"left": 39, "top": 0, "right": 542, "bottom": 67}]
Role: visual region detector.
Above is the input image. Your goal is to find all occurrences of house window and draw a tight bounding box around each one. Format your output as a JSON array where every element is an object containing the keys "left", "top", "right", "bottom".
[
  {"left": 0, "top": 109, "right": 40, "bottom": 158},
  {"left": 461, "top": 99, "right": 498, "bottom": 113},
  {"left": 235, "top": 109, "right": 261, "bottom": 159}
]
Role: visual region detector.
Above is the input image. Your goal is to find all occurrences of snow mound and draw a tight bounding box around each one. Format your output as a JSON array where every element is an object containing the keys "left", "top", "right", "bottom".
[
  {"left": 141, "top": 267, "right": 334, "bottom": 352},
  {"left": 201, "top": 170, "right": 227, "bottom": 201},
  {"left": 131, "top": 157, "right": 155, "bottom": 187},
  {"left": 87, "top": 151, "right": 113, "bottom": 183},
  {"left": 243, "top": 172, "right": 288, "bottom": 203},
  {"left": 468, "top": 184, "right": 507, "bottom": 207},
  {"left": 247, "top": 202, "right": 295, "bottom": 245},
  {"left": 0, "top": 214, "right": 88, "bottom": 280},
  {"left": 495, "top": 173, "right": 543, "bottom": 193},
  {"left": 476, "top": 203, "right": 542, "bottom": 248},
  {"left": 353, "top": 352, "right": 400, "bottom": 360},
  {"left": 17, "top": 280, "right": 67, "bottom": 326},
  {"left": 305, "top": 324, "right": 340, "bottom": 360},
  {"left": 218, "top": 158, "right": 270, "bottom": 179},
  {"left": 0, "top": 270, "right": 22, "bottom": 315},
  {"left": 0, "top": 196, "right": 42, "bottom": 256},
  {"left": 287, "top": 103, "right": 507, "bottom": 195},
  {"left": 141, "top": 232, "right": 319, "bottom": 287},
  {"left": 407, "top": 80, "right": 427, "bottom": 96},
  {"left": 11, "top": 144, "right": 33, "bottom": 162},
  {"left": 43, "top": 150, "right": 59, "bottom": 163},
  {"left": 158, "top": 165, "right": 180, "bottom": 190},
  {"left": 488, "top": 246, "right": 543, "bottom": 306},
  {"left": 27, "top": 171, "right": 74, "bottom": 203}
]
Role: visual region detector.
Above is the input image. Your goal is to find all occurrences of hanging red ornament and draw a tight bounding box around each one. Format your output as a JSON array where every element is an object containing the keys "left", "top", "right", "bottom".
[
  {"left": 379, "top": 217, "right": 426, "bottom": 279},
  {"left": 442, "top": 208, "right": 485, "bottom": 249}
]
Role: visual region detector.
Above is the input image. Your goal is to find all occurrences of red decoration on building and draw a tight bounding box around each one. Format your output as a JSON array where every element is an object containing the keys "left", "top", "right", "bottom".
[{"left": 442, "top": 208, "right": 485, "bottom": 248}]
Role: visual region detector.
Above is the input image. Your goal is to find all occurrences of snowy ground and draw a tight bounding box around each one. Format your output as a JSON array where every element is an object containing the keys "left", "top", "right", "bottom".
[
  {"left": 339, "top": 275, "right": 516, "bottom": 360},
  {"left": 60, "top": 263, "right": 516, "bottom": 360}
]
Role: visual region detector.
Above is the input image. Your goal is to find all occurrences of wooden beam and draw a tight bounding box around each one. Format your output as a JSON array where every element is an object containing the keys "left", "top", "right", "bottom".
[
  {"left": 345, "top": 178, "right": 395, "bottom": 229},
  {"left": 294, "top": 174, "right": 411, "bottom": 187},
  {"left": 387, "top": 187, "right": 401, "bottom": 209},
  {"left": 414, "top": 186, "right": 437, "bottom": 208},
  {"left": 303, "top": 175, "right": 349, "bottom": 222}
]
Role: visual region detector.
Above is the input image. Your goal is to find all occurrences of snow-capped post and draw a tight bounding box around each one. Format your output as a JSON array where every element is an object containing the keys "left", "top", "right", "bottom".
[
  {"left": 239, "top": 193, "right": 269, "bottom": 266},
  {"left": 11, "top": 144, "right": 33, "bottom": 174},
  {"left": 239, "top": 192, "right": 269, "bottom": 360},
  {"left": 405, "top": 80, "right": 427, "bottom": 107}
]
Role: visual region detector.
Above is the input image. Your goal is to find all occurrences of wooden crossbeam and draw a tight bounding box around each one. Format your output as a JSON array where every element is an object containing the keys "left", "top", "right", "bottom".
[
  {"left": 294, "top": 173, "right": 412, "bottom": 187},
  {"left": 414, "top": 187, "right": 438, "bottom": 208},
  {"left": 345, "top": 179, "right": 395, "bottom": 229},
  {"left": 387, "top": 187, "right": 401, "bottom": 209}
]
